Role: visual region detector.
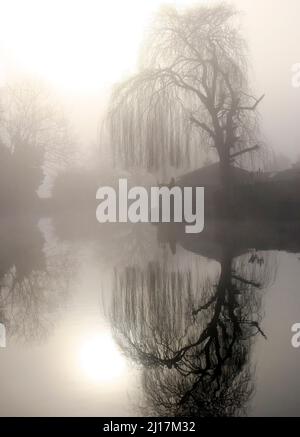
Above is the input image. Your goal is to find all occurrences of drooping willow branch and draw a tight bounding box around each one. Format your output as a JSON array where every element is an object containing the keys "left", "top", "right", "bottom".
[{"left": 106, "top": 4, "right": 270, "bottom": 174}]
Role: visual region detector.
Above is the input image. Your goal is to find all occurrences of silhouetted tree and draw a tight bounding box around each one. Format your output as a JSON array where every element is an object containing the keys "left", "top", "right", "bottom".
[
  {"left": 108, "top": 4, "right": 266, "bottom": 186},
  {"left": 0, "top": 79, "right": 71, "bottom": 212}
]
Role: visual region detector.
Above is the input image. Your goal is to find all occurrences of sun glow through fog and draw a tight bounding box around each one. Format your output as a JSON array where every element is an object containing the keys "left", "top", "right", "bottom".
[
  {"left": 0, "top": 0, "right": 207, "bottom": 94},
  {"left": 79, "top": 332, "right": 126, "bottom": 383}
]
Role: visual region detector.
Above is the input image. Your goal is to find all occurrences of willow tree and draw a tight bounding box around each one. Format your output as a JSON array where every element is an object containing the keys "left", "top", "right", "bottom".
[{"left": 108, "top": 4, "right": 265, "bottom": 187}]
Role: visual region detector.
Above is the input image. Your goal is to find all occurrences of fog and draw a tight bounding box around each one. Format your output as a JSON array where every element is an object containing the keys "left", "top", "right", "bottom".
[
  {"left": 0, "top": 0, "right": 300, "bottom": 418},
  {"left": 0, "top": 0, "right": 299, "bottom": 162}
]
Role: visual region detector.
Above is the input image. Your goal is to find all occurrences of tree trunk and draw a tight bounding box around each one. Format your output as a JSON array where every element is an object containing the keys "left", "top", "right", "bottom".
[{"left": 219, "top": 150, "right": 232, "bottom": 218}]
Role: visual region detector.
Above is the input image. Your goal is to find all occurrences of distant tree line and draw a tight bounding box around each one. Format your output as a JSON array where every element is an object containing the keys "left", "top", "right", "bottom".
[{"left": 0, "top": 79, "right": 71, "bottom": 214}]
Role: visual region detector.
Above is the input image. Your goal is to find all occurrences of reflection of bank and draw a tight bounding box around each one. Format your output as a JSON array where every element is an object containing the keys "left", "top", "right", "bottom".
[
  {"left": 0, "top": 322, "right": 6, "bottom": 348},
  {"left": 157, "top": 219, "right": 300, "bottom": 262}
]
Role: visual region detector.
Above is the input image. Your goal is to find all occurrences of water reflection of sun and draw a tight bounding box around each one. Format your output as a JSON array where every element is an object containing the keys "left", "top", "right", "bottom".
[{"left": 79, "top": 332, "right": 126, "bottom": 383}]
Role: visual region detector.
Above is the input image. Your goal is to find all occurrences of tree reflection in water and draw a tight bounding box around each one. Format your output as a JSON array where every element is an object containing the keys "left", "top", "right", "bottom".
[
  {"left": 0, "top": 267, "right": 69, "bottom": 342},
  {"left": 110, "top": 245, "right": 277, "bottom": 416},
  {"left": 0, "top": 219, "right": 71, "bottom": 343}
]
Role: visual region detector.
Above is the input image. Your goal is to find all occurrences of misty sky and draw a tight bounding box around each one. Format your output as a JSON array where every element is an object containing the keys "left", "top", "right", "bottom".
[{"left": 0, "top": 0, "right": 299, "bottom": 161}]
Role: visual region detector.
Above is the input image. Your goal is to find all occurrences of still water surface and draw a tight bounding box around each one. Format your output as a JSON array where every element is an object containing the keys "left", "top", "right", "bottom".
[{"left": 0, "top": 216, "right": 299, "bottom": 416}]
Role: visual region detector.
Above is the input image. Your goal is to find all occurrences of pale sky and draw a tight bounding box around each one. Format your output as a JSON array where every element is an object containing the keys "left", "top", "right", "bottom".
[{"left": 0, "top": 0, "right": 299, "bottom": 159}]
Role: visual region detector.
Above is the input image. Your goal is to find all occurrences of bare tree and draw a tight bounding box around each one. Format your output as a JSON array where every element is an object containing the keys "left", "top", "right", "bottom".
[
  {"left": 108, "top": 4, "right": 266, "bottom": 185},
  {"left": 0, "top": 78, "right": 73, "bottom": 199}
]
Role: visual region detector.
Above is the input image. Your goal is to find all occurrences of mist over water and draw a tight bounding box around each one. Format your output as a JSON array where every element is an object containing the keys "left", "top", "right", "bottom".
[{"left": 0, "top": 0, "right": 300, "bottom": 419}]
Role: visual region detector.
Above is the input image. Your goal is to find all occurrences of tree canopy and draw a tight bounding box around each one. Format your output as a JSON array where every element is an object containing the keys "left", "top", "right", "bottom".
[{"left": 108, "top": 4, "right": 267, "bottom": 176}]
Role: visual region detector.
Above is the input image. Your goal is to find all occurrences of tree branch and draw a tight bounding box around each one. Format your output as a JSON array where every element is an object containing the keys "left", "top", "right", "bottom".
[
  {"left": 190, "top": 115, "right": 215, "bottom": 138},
  {"left": 232, "top": 274, "right": 260, "bottom": 288},
  {"left": 230, "top": 145, "right": 259, "bottom": 160},
  {"left": 239, "top": 94, "right": 265, "bottom": 111}
]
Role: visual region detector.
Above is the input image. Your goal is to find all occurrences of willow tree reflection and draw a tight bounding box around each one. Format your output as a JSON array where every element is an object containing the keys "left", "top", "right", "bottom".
[{"left": 110, "top": 248, "right": 276, "bottom": 416}]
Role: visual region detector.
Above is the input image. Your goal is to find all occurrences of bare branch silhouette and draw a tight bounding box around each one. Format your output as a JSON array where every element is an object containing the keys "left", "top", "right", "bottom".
[
  {"left": 107, "top": 4, "right": 267, "bottom": 178},
  {"left": 109, "top": 243, "right": 276, "bottom": 416}
]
